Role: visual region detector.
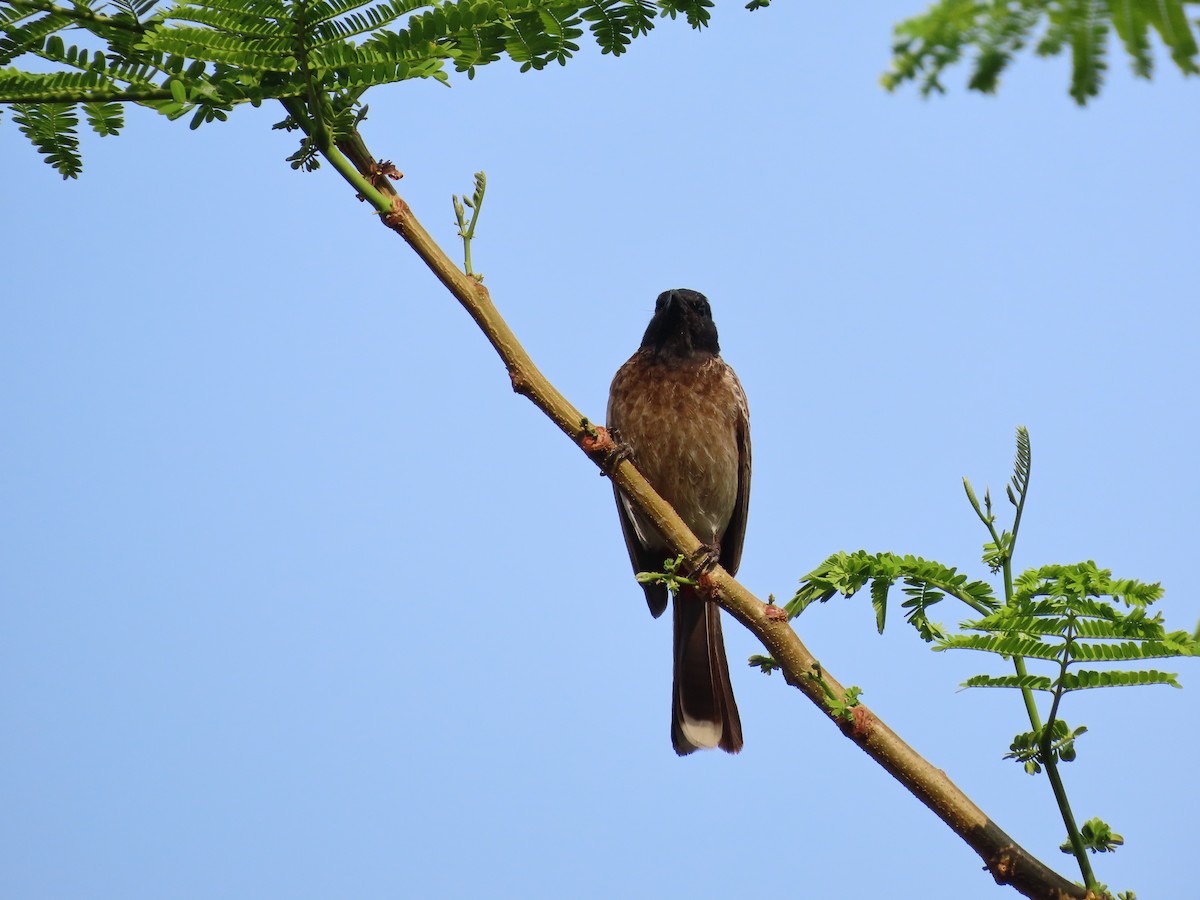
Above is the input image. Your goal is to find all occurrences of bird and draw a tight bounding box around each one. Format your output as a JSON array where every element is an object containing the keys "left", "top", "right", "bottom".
[{"left": 607, "top": 288, "right": 750, "bottom": 755}]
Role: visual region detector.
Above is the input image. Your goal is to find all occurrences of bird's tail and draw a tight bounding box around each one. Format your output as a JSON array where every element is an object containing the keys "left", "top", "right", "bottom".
[{"left": 671, "top": 587, "right": 743, "bottom": 755}]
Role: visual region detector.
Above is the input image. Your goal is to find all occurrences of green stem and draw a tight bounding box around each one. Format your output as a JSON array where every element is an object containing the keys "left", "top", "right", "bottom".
[
  {"left": 1043, "top": 737, "right": 1094, "bottom": 883},
  {"left": 457, "top": 178, "right": 484, "bottom": 276},
  {"left": 1042, "top": 618, "right": 1095, "bottom": 886},
  {"left": 291, "top": 3, "right": 333, "bottom": 157},
  {"left": 1011, "top": 656, "right": 1044, "bottom": 739},
  {"left": 949, "top": 587, "right": 994, "bottom": 617},
  {"left": 998, "top": 442, "right": 1097, "bottom": 890},
  {"left": 1044, "top": 618, "right": 1073, "bottom": 731},
  {"left": 0, "top": 87, "right": 176, "bottom": 104},
  {"left": 1002, "top": 561, "right": 1096, "bottom": 890},
  {"left": 806, "top": 663, "right": 842, "bottom": 707},
  {"left": 325, "top": 138, "right": 390, "bottom": 207},
  {"left": 277, "top": 98, "right": 390, "bottom": 210}
]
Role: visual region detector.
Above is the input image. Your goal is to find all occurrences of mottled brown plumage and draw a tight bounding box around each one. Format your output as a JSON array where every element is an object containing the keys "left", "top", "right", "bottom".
[{"left": 608, "top": 289, "right": 750, "bottom": 755}]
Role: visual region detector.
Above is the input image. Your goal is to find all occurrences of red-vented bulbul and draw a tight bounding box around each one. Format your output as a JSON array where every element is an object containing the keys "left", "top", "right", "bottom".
[{"left": 607, "top": 288, "right": 749, "bottom": 755}]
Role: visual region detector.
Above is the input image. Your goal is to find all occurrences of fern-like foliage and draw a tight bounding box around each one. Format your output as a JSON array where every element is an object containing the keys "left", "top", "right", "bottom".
[
  {"left": 884, "top": 0, "right": 1200, "bottom": 105},
  {"left": 791, "top": 427, "right": 1194, "bottom": 885},
  {"left": 940, "top": 561, "right": 1194, "bottom": 692},
  {"left": 11, "top": 100, "right": 82, "bottom": 176},
  {"left": 0, "top": 0, "right": 735, "bottom": 175},
  {"left": 794, "top": 431, "right": 1195, "bottom": 695},
  {"left": 789, "top": 550, "right": 998, "bottom": 640}
]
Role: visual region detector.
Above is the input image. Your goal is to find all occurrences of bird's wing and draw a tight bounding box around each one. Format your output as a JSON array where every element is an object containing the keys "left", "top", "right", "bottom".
[
  {"left": 613, "top": 484, "right": 670, "bottom": 619},
  {"left": 719, "top": 369, "right": 751, "bottom": 577}
]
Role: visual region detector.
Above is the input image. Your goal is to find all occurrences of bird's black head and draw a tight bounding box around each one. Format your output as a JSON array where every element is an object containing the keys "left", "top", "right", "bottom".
[{"left": 639, "top": 288, "right": 721, "bottom": 360}]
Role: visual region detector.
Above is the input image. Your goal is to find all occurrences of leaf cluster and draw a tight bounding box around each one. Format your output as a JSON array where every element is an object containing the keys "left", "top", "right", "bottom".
[
  {"left": 1, "top": 0, "right": 726, "bottom": 176},
  {"left": 883, "top": 0, "right": 1200, "bottom": 105},
  {"left": 1005, "top": 718, "right": 1087, "bottom": 775},
  {"left": 1064, "top": 817, "right": 1125, "bottom": 855},
  {"left": 789, "top": 550, "right": 997, "bottom": 641},
  {"left": 635, "top": 553, "right": 697, "bottom": 596},
  {"left": 791, "top": 427, "right": 1195, "bottom": 892},
  {"left": 782, "top": 467, "right": 1170, "bottom": 894},
  {"left": 824, "top": 682, "right": 862, "bottom": 721},
  {"left": 942, "top": 561, "right": 1194, "bottom": 694}
]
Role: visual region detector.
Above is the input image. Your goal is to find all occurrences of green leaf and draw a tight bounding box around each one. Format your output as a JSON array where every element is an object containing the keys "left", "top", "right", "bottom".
[
  {"left": 827, "top": 684, "right": 863, "bottom": 721},
  {"left": 789, "top": 550, "right": 996, "bottom": 629},
  {"left": 749, "top": 654, "right": 779, "bottom": 674},
  {"left": 1009, "top": 425, "right": 1030, "bottom": 506},
  {"left": 1, "top": 10, "right": 74, "bottom": 67},
  {"left": 1143, "top": 0, "right": 1200, "bottom": 74},
  {"left": 884, "top": 0, "right": 1200, "bottom": 104},
  {"left": 2, "top": 0, "right": 729, "bottom": 174},
  {"left": 1069, "top": 639, "right": 1192, "bottom": 662},
  {"left": 82, "top": 100, "right": 124, "bottom": 136},
  {"left": 11, "top": 101, "right": 81, "bottom": 177},
  {"left": 963, "top": 673, "right": 1054, "bottom": 691},
  {"left": 1058, "top": 668, "right": 1182, "bottom": 690},
  {"left": 946, "top": 558, "right": 1192, "bottom": 696},
  {"left": 1064, "top": 0, "right": 1110, "bottom": 103},
  {"left": 635, "top": 555, "right": 697, "bottom": 596},
  {"left": 980, "top": 530, "right": 1011, "bottom": 573},
  {"left": 899, "top": 580, "right": 947, "bottom": 642},
  {"left": 789, "top": 550, "right": 874, "bottom": 615},
  {"left": 869, "top": 575, "right": 888, "bottom": 634},
  {"left": 1004, "top": 720, "right": 1088, "bottom": 774},
  {"left": 1062, "top": 816, "right": 1124, "bottom": 854},
  {"left": 936, "top": 632, "right": 1066, "bottom": 661},
  {"left": 659, "top": 0, "right": 713, "bottom": 29}
]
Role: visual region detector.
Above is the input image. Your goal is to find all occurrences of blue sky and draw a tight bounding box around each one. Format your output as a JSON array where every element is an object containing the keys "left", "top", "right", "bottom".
[{"left": 3, "top": 3, "right": 1198, "bottom": 898}]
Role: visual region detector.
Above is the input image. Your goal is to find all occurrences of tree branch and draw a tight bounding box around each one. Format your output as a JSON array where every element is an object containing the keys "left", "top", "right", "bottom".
[
  {"left": 313, "top": 119, "right": 1093, "bottom": 900},
  {"left": 0, "top": 87, "right": 174, "bottom": 104}
]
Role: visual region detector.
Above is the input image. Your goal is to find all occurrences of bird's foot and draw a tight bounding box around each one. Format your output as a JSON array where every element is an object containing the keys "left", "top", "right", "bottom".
[
  {"left": 685, "top": 543, "right": 722, "bottom": 579},
  {"left": 580, "top": 421, "right": 633, "bottom": 475}
]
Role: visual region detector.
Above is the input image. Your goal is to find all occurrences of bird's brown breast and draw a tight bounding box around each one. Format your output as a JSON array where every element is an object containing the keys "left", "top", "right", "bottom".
[{"left": 607, "top": 352, "right": 747, "bottom": 549}]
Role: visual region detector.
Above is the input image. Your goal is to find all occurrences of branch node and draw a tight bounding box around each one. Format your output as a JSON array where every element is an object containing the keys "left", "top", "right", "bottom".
[
  {"left": 357, "top": 160, "right": 403, "bottom": 201},
  {"left": 581, "top": 423, "right": 635, "bottom": 477},
  {"left": 984, "top": 846, "right": 1019, "bottom": 885},
  {"left": 369, "top": 158, "right": 403, "bottom": 190},
  {"left": 845, "top": 704, "right": 874, "bottom": 741},
  {"left": 580, "top": 420, "right": 614, "bottom": 454},
  {"left": 381, "top": 196, "right": 410, "bottom": 232},
  {"left": 509, "top": 368, "right": 533, "bottom": 396}
]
